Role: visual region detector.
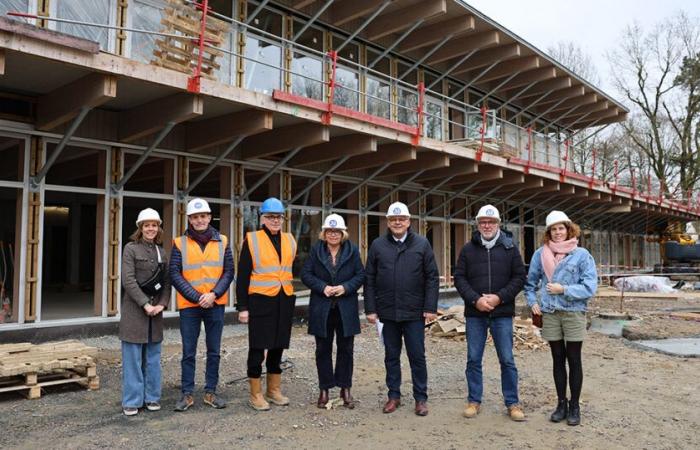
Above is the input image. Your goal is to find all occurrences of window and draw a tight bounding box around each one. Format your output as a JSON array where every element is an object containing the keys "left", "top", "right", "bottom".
[
  {"left": 291, "top": 21, "right": 324, "bottom": 100},
  {"left": 366, "top": 49, "right": 391, "bottom": 119},
  {"left": 332, "top": 38, "right": 359, "bottom": 110}
]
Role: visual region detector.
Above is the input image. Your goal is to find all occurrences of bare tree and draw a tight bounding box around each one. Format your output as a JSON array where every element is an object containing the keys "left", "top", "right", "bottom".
[
  {"left": 547, "top": 41, "right": 601, "bottom": 86},
  {"left": 608, "top": 12, "right": 700, "bottom": 198}
]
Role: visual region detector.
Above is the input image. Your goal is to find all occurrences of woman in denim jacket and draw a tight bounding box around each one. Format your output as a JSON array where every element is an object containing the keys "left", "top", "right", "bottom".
[{"left": 524, "top": 211, "right": 597, "bottom": 426}]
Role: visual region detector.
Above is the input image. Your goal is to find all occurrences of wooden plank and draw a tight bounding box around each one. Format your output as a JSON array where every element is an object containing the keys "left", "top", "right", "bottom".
[
  {"left": 239, "top": 123, "right": 329, "bottom": 160},
  {"left": 452, "top": 44, "right": 522, "bottom": 74},
  {"left": 398, "top": 16, "right": 475, "bottom": 53},
  {"left": 119, "top": 94, "right": 203, "bottom": 142},
  {"left": 186, "top": 109, "right": 274, "bottom": 152},
  {"left": 0, "top": 17, "right": 99, "bottom": 53},
  {"left": 289, "top": 134, "right": 377, "bottom": 167},
  {"left": 364, "top": 0, "right": 447, "bottom": 40},
  {"left": 330, "top": 0, "right": 384, "bottom": 26},
  {"left": 416, "top": 160, "right": 478, "bottom": 181},
  {"left": 0, "top": 49, "right": 5, "bottom": 75},
  {"left": 379, "top": 152, "right": 450, "bottom": 177},
  {"left": 36, "top": 73, "right": 117, "bottom": 131},
  {"left": 336, "top": 143, "right": 416, "bottom": 172},
  {"left": 426, "top": 31, "right": 500, "bottom": 65}
]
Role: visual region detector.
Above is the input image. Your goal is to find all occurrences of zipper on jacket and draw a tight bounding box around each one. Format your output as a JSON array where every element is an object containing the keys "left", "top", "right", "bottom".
[{"left": 487, "top": 248, "right": 492, "bottom": 294}]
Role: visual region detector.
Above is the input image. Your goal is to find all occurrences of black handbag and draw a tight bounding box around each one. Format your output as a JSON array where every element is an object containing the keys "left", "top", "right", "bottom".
[{"left": 138, "top": 246, "right": 165, "bottom": 300}]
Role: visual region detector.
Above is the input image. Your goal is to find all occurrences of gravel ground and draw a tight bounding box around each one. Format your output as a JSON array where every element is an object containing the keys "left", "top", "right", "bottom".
[{"left": 2, "top": 294, "right": 700, "bottom": 449}]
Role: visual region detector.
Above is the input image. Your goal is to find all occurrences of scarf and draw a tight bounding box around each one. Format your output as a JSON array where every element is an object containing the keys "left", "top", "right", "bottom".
[
  {"left": 481, "top": 229, "right": 500, "bottom": 250},
  {"left": 188, "top": 226, "right": 214, "bottom": 249},
  {"left": 542, "top": 238, "right": 578, "bottom": 282}
]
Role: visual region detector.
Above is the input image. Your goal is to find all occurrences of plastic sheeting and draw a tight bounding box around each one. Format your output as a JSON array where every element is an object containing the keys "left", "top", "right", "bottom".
[
  {"left": 613, "top": 276, "right": 676, "bottom": 294},
  {"left": 55, "top": 0, "right": 111, "bottom": 50},
  {"left": 0, "top": 0, "right": 31, "bottom": 22}
]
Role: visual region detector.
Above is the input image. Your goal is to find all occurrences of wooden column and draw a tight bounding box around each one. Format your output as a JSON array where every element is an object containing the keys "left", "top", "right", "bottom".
[
  {"left": 359, "top": 185, "right": 368, "bottom": 262},
  {"left": 24, "top": 137, "right": 42, "bottom": 322},
  {"left": 94, "top": 151, "right": 107, "bottom": 316},
  {"left": 106, "top": 148, "right": 122, "bottom": 316}
]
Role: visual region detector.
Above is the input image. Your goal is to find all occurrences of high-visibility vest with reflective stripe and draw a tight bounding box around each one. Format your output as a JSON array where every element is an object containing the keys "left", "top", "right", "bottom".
[
  {"left": 246, "top": 230, "right": 296, "bottom": 297},
  {"left": 173, "top": 234, "right": 229, "bottom": 310}
]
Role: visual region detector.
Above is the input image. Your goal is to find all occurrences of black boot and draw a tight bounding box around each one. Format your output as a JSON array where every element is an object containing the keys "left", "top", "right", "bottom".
[
  {"left": 550, "top": 398, "right": 568, "bottom": 423},
  {"left": 567, "top": 400, "right": 580, "bottom": 426}
]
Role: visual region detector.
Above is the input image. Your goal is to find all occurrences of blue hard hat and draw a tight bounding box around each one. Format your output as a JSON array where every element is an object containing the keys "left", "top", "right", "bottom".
[{"left": 260, "top": 197, "right": 285, "bottom": 214}]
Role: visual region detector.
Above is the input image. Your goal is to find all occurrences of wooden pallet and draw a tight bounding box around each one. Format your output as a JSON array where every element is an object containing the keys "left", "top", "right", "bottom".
[
  {"left": 0, "top": 364, "right": 99, "bottom": 399},
  {"left": 151, "top": 0, "right": 229, "bottom": 79},
  {"left": 0, "top": 340, "right": 98, "bottom": 377}
]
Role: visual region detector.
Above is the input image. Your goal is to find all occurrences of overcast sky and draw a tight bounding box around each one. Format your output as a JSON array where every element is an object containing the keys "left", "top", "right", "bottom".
[{"left": 465, "top": 0, "right": 700, "bottom": 98}]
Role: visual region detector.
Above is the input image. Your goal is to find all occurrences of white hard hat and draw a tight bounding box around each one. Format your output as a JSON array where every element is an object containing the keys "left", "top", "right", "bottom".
[
  {"left": 322, "top": 213, "right": 347, "bottom": 230},
  {"left": 386, "top": 201, "right": 410, "bottom": 217},
  {"left": 475, "top": 204, "right": 501, "bottom": 222},
  {"left": 136, "top": 208, "right": 162, "bottom": 226},
  {"left": 546, "top": 210, "right": 571, "bottom": 228},
  {"left": 186, "top": 198, "right": 211, "bottom": 216}
]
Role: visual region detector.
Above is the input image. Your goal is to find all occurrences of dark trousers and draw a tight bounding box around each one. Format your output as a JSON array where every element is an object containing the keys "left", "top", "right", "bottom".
[
  {"left": 315, "top": 307, "right": 354, "bottom": 390},
  {"left": 247, "top": 347, "right": 284, "bottom": 378},
  {"left": 382, "top": 319, "right": 428, "bottom": 402},
  {"left": 179, "top": 305, "right": 224, "bottom": 394}
]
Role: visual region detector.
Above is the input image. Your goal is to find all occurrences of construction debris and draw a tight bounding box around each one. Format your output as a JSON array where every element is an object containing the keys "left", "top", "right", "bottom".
[
  {"left": 0, "top": 340, "right": 99, "bottom": 399},
  {"left": 428, "top": 305, "right": 545, "bottom": 350}
]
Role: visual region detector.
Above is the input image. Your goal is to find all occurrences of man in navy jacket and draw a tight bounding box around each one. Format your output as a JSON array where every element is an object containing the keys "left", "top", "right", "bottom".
[
  {"left": 454, "top": 204, "right": 526, "bottom": 422},
  {"left": 364, "top": 201, "right": 439, "bottom": 417}
]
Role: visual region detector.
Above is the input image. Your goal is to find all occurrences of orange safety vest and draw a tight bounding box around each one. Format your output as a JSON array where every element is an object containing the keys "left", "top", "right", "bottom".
[
  {"left": 173, "top": 234, "right": 229, "bottom": 310},
  {"left": 246, "top": 230, "right": 296, "bottom": 297}
]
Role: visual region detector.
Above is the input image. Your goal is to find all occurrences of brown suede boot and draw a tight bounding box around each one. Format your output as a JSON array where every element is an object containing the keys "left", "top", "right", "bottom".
[
  {"left": 248, "top": 378, "right": 270, "bottom": 411},
  {"left": 264, "top": 373, "right": 289, "bottom": 406}
]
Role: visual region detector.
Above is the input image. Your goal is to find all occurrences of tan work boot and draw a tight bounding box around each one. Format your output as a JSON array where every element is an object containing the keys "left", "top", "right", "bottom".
[
  {"left": 248, "top": 378, "right": 270, "bottom": 411},
  {"left": 264, "top": 373, "right": 290, "bottom": 406},
  {"left": 508, "top": 404, "right": 526, "bottom": 421},
  {"left": 463, "top": 402, "right": 481, "bottom": 418}
]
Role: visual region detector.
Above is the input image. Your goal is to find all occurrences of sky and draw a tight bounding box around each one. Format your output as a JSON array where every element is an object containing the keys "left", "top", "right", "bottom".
[{"left": 465, "top": 0, "right": 700, "bottom": 99}]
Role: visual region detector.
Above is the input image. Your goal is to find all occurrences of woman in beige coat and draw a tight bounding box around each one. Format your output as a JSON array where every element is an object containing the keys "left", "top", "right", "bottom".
[{"left": 119, "top": 208, "right": 170, "bottom": 416}]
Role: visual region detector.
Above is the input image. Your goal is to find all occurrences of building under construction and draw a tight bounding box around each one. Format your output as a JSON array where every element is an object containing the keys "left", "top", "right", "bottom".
[{"left": 0, "top": 0, "right": 697, "bottom": 331}]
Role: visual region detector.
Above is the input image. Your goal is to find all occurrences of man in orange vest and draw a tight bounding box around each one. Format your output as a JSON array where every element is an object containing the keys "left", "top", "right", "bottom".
[
  {"left": 170, "top": 198, "right": 234, "bottom": 412},
  {"left": 236, "top": 197, "right": 297, "bottom": 411}
]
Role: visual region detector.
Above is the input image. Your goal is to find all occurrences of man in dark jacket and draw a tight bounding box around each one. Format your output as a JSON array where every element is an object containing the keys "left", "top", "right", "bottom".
[
  {"left": 365, "top": 201, "right": 439, "bottom": 417},
  {"left": 454, "top": 204, "right": 527, "bottom": 422}
]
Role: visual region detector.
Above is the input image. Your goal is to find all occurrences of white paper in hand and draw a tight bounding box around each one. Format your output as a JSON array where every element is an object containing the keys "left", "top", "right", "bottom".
[{"left": 376, "top": 319, "right": 384, "bottom": 347}]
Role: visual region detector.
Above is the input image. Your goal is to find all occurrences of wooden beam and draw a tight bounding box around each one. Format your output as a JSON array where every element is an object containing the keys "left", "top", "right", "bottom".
[
  {"left": 398, "top": 15, "right": 475, "bottom": 53},
  {"left": 510, "top": 181, "right": 560, "bottom": 198},
  {"left": 365, "top": 0, "right": 446, "bottom": 40},
  {"left": 570, "top": 110, "right": 626, "bottom": 129},
  {"left": 36, "top": 73, "right": 117, "bottom": 131},
  {"left": 379, "top": 152, "right": 450, "bottom": 177},
  {"left": 446, "top": 165, "right": 503, "bottom": 185},
  {"left": 416, "top": 159, "right": 478, "bottom": 181},
  {"left": 426, "top": 31, "right": 500, "bottom": 65},
  {"left": 337, "top": 143, "right": 415, "bottom": 172},
  {"left": 186, "top": 110, "right": 273, "bottom": 152},
  {"left": 540, "top": 93, "right": 597, "bottom": 114},
  {"left": 607, "top": 205, "right": 632, "bottom": 213},
  {"left": 519, "top": 84, "right": 583, "bottom": 103},
  {"left": 508, "top": 77, "right": 572, "bottom": 97},
  {"left": 292, "top": 0, "right": 317, "bottom": 8},
  {"left": 290, "top": 134, "right": 377, "bottom": 167},
  {"left": 560, "top": 101, "right": 610, "bottom": 119},
  {"left": 452, "top": 44, "right": 521, "bottom": 74},
  {"left": 463, "top": 56, "right": 540, "bottom": 85},
  {"left": 497, "top": 67, "right": 557, "bottom": 91},
  {"left": 239, "top": 123, "right": 329, "bottom": 160},
  {"left": 331, "top": 0, "right": 386, "bottom": 26},
  {"left": 0, "top": 49, "right": 5, "bottom": 75},
  {"left": 119, "top": 94, "right": 202, "bottom": 142},
  {"left": 469, "top": 172, "right": 526, "bottom": 189}
]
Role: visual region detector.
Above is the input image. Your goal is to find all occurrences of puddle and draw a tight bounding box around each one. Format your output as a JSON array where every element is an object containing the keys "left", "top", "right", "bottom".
[
  {"left": 590, "top": 313, "right": 641, "bottom": 336},
  {"left": 634, "top": 338, "right": 700, "bottom": 357}
]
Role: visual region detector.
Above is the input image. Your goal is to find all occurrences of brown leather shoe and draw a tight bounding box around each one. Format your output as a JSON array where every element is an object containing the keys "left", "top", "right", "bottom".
[
  {"left": 382, "top": 398, "right": 401, "bottom": 414},
  {"left": 414, "top": 400, "right": 429, "bottom": 416},
  {"left": 317, "top": 389, "right": 329, "bottom": 408},
  {"left": 340, "top": 388, "right": 355, "bottom": 409}
]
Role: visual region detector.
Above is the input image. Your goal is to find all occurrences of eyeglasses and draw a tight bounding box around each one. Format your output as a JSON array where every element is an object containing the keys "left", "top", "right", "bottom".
[
  {"left": 262, "top": 215, "right": 284, "bottom": 222},
  {"left": 387, "top": 217, "right": 409, "bottom": 223},
  {"left": 477, "top": 220, "right": 499, "bottom": 227},
  {"left": 325, "top": 229, "right": 342, "bottom": 235}
]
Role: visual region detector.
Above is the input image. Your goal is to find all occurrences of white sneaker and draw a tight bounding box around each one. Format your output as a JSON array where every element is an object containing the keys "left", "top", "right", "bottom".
[
  {"left": 123, "top": 407, "right": 138, "bottom": 416},
  {"left": 145, "top": 402, "right": 161, "bottom": 411}
]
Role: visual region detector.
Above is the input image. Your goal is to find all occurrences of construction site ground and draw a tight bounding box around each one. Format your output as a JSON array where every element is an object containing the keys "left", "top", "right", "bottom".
[{"left": 2, "top": 292, "right": 699, "bottom": 450}]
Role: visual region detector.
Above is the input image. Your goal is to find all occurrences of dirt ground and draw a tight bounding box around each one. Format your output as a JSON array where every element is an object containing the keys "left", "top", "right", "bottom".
[{"left": 2, "top": 293, "right": 700, "bottom": 450}]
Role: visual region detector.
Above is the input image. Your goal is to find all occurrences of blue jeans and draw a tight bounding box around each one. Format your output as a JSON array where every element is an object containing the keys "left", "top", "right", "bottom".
[
  {"left": 466, "top": 316, "right": 519, "bottom": 406},
  {"left": 179, "top": 305, "right": 224, "bottom": 394},
  {"left": 382, "top": 319, "right": 428, "bottom": 402},
  {"left": 121, "top": 340, "right": 162, "bottom": 408}
]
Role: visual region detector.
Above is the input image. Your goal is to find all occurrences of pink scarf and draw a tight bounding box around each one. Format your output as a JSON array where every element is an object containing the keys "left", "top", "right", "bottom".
[{"left": 542, "top": 238, "right": 578, "bottom": 282}]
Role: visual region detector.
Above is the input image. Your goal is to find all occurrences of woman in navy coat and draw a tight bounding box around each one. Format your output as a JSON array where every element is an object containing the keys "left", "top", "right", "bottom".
[{"left": 301, "top": 213, "right": 365, "bottom": 409}]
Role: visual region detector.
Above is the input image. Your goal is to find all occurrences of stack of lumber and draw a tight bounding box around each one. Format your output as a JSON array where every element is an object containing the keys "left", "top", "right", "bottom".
[
  {"left": 151, "top": 0, "right": 229, "bottom": 79},
  {"left": 428, "top": 305, "right": 545, "bottom": 349},
  {"left": 0, "top": 340, "right": 99, "bottom": 399}
]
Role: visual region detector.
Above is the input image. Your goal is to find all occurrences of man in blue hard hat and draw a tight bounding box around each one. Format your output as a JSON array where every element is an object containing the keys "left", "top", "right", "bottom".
[{"left": 236, "top": 197, "right": 298, "bottom": 410}]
